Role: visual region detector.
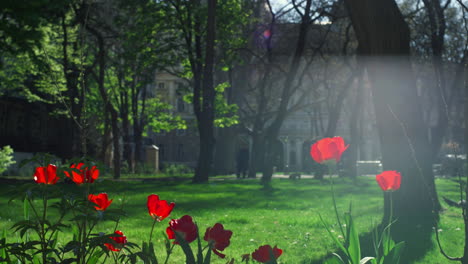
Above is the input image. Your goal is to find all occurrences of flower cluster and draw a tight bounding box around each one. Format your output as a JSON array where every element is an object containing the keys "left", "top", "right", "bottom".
[
  {"left": 26, "top": 163, "right": 283, "bottom": 263},
  {"left": 23, "top": 136, "right": 401, "bottom": 263}
]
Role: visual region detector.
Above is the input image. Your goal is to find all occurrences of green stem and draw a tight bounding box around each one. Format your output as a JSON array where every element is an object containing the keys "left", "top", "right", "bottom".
[
  {"left": 41, "top": 188, "right": 48, "bottom": 264},
  {"left": 386, "top": 192, "right": 394, "bottom": 252},
  {"left": 149, "top": 218, "right": 157, "bottom": 242},
  {"left": 27, "top": 198, "right": 41, "bottom": 223},
  {"left": 329, "top": 164, "right": 345, "bottom": 239},
  {"left": 83, "top": 220, "right": 98, "bottom": 264},
  {"left": 328, "top": 164, "right": 352, "bottom": 261},
  {"left": 46, "top": 213, "right": 66, "bottom": 244},
  {"left": 163, "top": 244, "right": 175, "bottom": 264}
]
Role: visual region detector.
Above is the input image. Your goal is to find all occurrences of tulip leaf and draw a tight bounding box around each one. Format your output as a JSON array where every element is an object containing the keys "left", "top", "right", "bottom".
[
  {"left": 174, "top": 230, "right": 196, "bottom": 264},
  {"left": 319, "top": 214, "right": 348, "bottom": 257},
  {"left": 360, "top": 257, "right": 375, "bottom": 264},
  {"left": 143, "top": 241, "right": 158, "bottom": 264},
  {"left": 325, "top": 253, "right": 345, "bottom": 264},
  {"left": 50, "top": 232, "right": 58, "bottom": 249},
  {"left": 344, "top": 211, "right": 361, "bottom": 264},
  {"left": 382, "top": 241, "right": 405, "bottom": 264},
  {"left": 203, "top": 247, "right": 212, "bottom": 264},
  {"left": 87, "top": 250, "right": 104, "bottom": 264},
  {"left": 0, "top": 230, "right": 7, "bottom": 262},
  {"left": 381, "top": 227, "right": 395, "bottom": 255},
  {"left": 196, "top": 225, "right": 203, "bottom": 264}
]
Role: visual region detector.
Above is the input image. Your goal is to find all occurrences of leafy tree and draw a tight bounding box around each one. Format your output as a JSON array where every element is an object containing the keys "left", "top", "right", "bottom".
[
  {"left": 110, "top": 0, "right": 187, "bottom": 172},
  {"left": 0, "top": 0, "right": 71, "bottom": 58},
  {"left": 164, "top": 0, "right": 247, "bottom": 183}
]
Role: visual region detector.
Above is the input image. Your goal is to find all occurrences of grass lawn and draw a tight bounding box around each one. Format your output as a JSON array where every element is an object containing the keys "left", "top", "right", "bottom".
[{"left": 0, "top": 175, "right": 465, "bottom": 263}]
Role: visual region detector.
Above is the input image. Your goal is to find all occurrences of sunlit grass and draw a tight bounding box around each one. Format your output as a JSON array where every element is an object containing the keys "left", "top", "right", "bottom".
[{"left": 0, "top": 176, "right": 466, "bottom": 263}]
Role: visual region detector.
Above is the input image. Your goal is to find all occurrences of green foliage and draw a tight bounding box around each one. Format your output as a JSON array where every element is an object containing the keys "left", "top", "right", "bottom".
[
  {"left": 162, "top": 163, "right": 194, "bottom": 176},
  {"left": 183, "top": 82, "right": 239, "bottom": 128},
  {"left": 145, "top": 98, "right": 187, "bottom": 134},
  {"left": 0, "top": 0, "right": 71, "bottom": 56},
  {"left": 0, "top": 146, "right": 15, "bottom": 175},
  {"left": 214, "top": 82, "right": 239, "bottom": 128}
]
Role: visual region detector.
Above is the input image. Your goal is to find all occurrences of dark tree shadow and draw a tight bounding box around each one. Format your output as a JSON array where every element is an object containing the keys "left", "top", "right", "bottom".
[{"left": 307, "top": 217, "right": 436, "bottom": 263}]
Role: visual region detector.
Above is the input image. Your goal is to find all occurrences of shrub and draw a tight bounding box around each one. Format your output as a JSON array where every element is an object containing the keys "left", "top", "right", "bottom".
[
  {"left": 163, "top": 163, "right": 194, "bottom": 176},
  {"left": 0, "top": 145, "right": 15, "bottom": 175}
]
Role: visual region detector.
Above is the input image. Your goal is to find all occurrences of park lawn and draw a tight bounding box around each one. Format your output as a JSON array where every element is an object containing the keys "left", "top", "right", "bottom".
[{"left": 0, "top": 176, "right": 466, "bottom": 263}]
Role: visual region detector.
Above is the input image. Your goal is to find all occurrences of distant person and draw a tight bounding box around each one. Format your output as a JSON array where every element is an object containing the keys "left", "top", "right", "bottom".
[{"left": 236, "top": 148, "right": 249, "bottom": 178}]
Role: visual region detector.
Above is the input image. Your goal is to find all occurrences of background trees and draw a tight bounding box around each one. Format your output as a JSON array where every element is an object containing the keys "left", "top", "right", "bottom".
[{"left": 0, "top": 0, "right": 466, "bottom": 209}]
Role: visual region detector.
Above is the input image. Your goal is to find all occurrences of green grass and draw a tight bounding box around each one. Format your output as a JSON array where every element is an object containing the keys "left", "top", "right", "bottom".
[{"left": 0, "top": 176, "right": 466, "bottom": 263}]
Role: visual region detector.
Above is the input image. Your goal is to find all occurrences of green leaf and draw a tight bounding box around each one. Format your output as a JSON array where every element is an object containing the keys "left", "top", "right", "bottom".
[
  {"left": 202, "top": 246, "right": 212, "bottom": 264},
  {"left": 381, "top": 227, "right": 395, "bottom": 255},
  {"left": 0, "top": 230, "right": 7, "bottom": 262},
  {"left": 142, "top": 242, "right": 158, "bottom": 264},
  {"left": 318, "top": 214, "right": 348, "bottom": 257},
  {"left": 344, "top": 212, "right": 361, "bottom": 264},
  {"left": 325, "top": 254, "right": 345, "bottom": 264},
  {"left": 86, "top": 250, "right": 104, "bottom": 264},
  {"left": 174, "top": 230, "right": 196, "bottom": 264},
  {"left": 382, "top": 241, "right": 405, "bottom": 264},
  {"left": 196, "top": 227, "right": 203, "bottom": 264},
  {"left": 360, "top": 257, "right": 375, "bottom": 264}
]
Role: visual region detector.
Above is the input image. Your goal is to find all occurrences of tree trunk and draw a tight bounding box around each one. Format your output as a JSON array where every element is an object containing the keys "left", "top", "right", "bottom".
[
  {"left": 110, "top": 110, "right": 121, "bottom": 179},
  {"left": 87, "top": 24, "right": 121, "bottom": 179},
  {"left": 344, "top": 0, "right": 440, "bottom": 242},
  {"left": 61, "top": 14, "right": 84, "bottom": 157},
  {"left": 122, "top": 112, "right": 133, "bottom": 173},
  {"left": 261, "top": 0, "right": 313, "bottom": 182},
  {"left": 192, "top": 0, "right": 217, "bottom": 183},
  {"left": 120, "top": 89, "right": 133, "bottom": 173},
  {"left": 422, "top": 0, "right": 449, "bottom": 163},
  {"left": 133, "top": 126, "right": 143, "bottom": 164},
  {"left": 463, "top": 55, "right": 468, "bottom": 264},
  {"left": 100, "top": 108, "right": 111, "bottom": 166}
]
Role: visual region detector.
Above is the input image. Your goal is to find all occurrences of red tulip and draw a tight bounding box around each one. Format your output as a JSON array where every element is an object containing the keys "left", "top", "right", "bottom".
[
  {"left": 147, "top": 194, "right": 175, "bottom": 221},
  {"left": 105, "top": 230, "right": 127, "bottom": 251},
  {"left": 88, "top": 193, "right": 113, "bottom": 211},
  {"left": 64, "top": 163, "right": 99, "bottom": 184},
  {"left": 166, "top": 215, "right": 197, "bottom": 244},
  {"left": 33, "top": 164, "right": 59, "bottom": 184},
  {"left": 251, "top": 245, "right": 283, "bottom": 263},
  {"left": 204, "top": 223, "right": 233, "bottom": 258},
  {"left": 310, "top": 137, "right": 349, "bottom": 163},
  {"left": 376, "top": 171, "right": 401, "bottom": 191}
]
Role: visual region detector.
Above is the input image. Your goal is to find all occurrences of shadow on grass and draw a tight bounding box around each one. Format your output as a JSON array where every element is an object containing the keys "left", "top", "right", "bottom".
[{"left": 307, "top": 218, "right": 436, "bottom": 264}]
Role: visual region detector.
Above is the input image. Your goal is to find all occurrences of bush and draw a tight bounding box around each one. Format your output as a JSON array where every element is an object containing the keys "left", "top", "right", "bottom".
[
  {"left": 0, "top": 145, "right": 15, "bottom": 175},
  {"left": 163, "top": 163, "right": 194, "bottom": 176}
]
